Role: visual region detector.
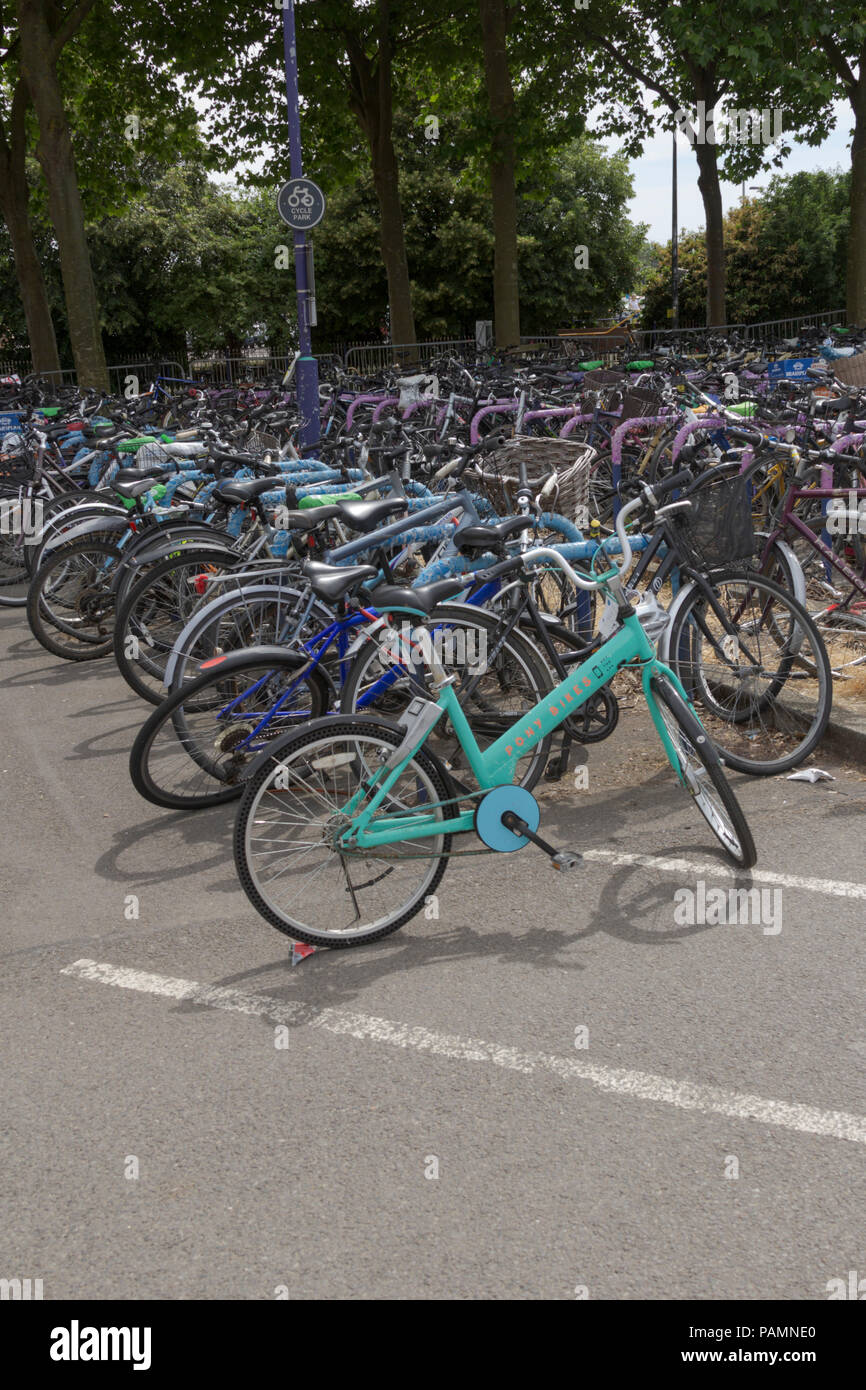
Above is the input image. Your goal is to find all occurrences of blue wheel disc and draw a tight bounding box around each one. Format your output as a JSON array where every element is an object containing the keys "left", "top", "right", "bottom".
[{"left": 474, "top": 784, "right": 540, "bottom": 852}]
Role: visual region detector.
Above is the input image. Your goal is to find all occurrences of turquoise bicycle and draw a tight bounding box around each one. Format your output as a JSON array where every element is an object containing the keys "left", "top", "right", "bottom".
[{"left": 233, "top": 490, "right": 757, "bottom": 948}]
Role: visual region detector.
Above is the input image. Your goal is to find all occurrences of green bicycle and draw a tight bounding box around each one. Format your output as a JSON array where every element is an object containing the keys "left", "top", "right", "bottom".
[{"left": 233, "top": 485, "right": 757, "bottom": 948}]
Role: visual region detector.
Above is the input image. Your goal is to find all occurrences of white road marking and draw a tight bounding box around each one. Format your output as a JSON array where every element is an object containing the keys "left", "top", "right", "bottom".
[
  {"left": 583, "top": 849, "right": 866, "bottom": 900},
  {"left": 62, "top": 957, "right": 866, "bottom": 1145}
]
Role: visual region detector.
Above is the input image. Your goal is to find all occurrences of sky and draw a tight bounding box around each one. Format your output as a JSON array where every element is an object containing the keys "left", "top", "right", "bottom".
[{"left": 601, "top": 101, "right": 853, "bottom": 243}]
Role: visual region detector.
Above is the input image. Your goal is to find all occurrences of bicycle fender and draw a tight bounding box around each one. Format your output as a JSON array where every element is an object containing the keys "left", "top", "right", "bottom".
[
  {"left": 756, "top": 533, "right": 807, "bottom": 605},
  {"left": 655, "top": 579, "right": 696, "bottom": 665},
  {"left": 41, "top": 514, "right": 128, "bottom": 553},
  {"left": 162, "top": 582, "right": 318, "bottom": 688},
  {"left": 110, "top": 540, "right": 241, "bottom": 596},
  {"left": 28, "top": 503, "right": 124, "bottom": 555},
  {"left": 194, "top": 644, "right": 329, "bottom": 709},
  {"left": 118, "top": 533, "right": 238, "bottom": 574}
]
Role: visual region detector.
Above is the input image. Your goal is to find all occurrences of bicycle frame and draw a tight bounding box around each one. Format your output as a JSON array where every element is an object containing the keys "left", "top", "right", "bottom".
[
  {"left": 760, "top": 482, "right": 866, "bottom": 600},
  {"left": 336, "top": 603, "right": 692, "bottom": 851}
]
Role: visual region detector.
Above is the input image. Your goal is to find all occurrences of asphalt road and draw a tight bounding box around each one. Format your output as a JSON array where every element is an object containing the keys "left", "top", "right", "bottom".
[{"left": 2, "top": 605, "right": 866, "bottom": 1301}]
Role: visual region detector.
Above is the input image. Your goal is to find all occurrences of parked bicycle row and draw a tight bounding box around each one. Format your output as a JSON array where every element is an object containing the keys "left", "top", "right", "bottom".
[{"left": 1, "top": 347, "right": 863, "bottom": 943}]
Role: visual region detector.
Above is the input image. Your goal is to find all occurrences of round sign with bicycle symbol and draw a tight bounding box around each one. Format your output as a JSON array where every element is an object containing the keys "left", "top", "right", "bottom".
[{"left": 277, "top": 178, "right": 326, "bottom": 230}]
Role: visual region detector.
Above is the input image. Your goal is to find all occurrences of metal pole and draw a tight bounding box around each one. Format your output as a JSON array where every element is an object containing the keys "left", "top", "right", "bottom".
[
  {"left": 671, "top": 126, "right": 679, "bottom": 331},
  {"left": 282, "top": 0, "right": 320, "bottom": 448}
]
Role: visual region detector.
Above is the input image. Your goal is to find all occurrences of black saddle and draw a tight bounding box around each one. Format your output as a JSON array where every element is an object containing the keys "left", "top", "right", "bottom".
[
  {"left": 279, "top": 505, "right": 343, "bottom": 532},
  {"left": 367, "top": 577, "right": 467, "bottom": 614},
  {"left": 334, "top": 498, "right": 408, "bottom": 532},
  {"left": 213, "top": 476, "right": 280, "bottom": 506},
  {"left": 455, "top": 514, "right": 532, "bottom": 552},
  {"left": 302, "top": 559, "right": 379, "bottom": 602},
  {"left": 114, "top": 475, "right": 166, "bottom": 500},
  {"left": 113, "top": 466, "right": 167, "bottom": 487}
]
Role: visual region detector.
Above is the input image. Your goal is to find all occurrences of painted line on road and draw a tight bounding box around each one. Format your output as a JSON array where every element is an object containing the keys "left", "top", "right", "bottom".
[
  {"left": 583, "top": 850, "right": 866, "bottom": 900},
  {"left": 62, "top": 957, "right": 866, "bottom": 1146}
]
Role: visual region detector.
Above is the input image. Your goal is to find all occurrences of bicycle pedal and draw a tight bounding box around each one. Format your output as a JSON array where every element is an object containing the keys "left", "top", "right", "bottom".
[{"left": 551, "top": 850, "right": 582, "bottom": 871}]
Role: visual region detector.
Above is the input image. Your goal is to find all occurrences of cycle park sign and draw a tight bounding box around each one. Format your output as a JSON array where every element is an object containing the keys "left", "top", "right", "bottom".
[{"left": 277, "top": 178, "right": 326, "bottom": 231}]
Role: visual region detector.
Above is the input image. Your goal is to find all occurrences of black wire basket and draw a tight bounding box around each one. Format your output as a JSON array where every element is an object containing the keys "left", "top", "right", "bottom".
[
  {"left": 675, "top": 470, "right": 756, "bottom": 571},
  {"left": 0, "top": 439, "right": 37, "bottom": 482}
]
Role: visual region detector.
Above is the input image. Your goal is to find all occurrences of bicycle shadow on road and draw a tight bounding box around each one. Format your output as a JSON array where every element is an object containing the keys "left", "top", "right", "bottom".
[
  {"left": 93, "top": 803, "right": 234, "bottom": 887},
  {"left": 0, "top": 649, "right": 117, "bottom": 687}
]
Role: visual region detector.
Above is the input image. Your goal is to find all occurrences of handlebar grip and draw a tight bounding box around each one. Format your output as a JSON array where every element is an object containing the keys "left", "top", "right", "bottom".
[{"left": 651, "top": 468, "right": 694, "bottom": 501}]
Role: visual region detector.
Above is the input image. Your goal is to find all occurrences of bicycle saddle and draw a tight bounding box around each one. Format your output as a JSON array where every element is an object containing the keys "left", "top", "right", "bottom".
[
  {"left": 365, "top": 577, "right": 467, "bottom": 614},
  {"left": 455, "top": 514, "right": 532, "bottom": 551},
  {"left": 279, "top": 505, "right": 343, "bottom": 532},
  {"left": 114, "top": 475, "right": 165, "bottom": 500},
  {"left": 213, "top": 476, "right": 279, "bottom": 506},
  {"left": 302, "top": 559, "right": 378, "bottom": 601},
  {"left": 333, "top": 497, "right": 408, "bottom": 532},
  {"left": 113, "top": 466, "right": 167, "bottom": 487}
]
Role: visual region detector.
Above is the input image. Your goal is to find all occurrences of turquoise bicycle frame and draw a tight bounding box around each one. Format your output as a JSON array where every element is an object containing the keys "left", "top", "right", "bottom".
[{"left": 335, "top": 599, "right": 695, "bottom": 853}]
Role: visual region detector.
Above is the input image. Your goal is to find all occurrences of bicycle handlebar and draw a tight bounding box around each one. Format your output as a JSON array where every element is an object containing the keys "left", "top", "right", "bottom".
[{"left": 522, "top": 495, "right": 641, "bottom": 591}]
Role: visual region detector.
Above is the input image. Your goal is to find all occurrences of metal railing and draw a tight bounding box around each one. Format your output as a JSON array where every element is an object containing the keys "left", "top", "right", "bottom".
[
  {"left": 639, "top": 310, "right": 847, "bottom": 346},
  {"left": 343, "top": 339, "right": 474, "bottom": 372},
  {"left": 0, "top": 357, "right": 187, "bottom": 391},
  {"left": 7, "top": 309, "right": 851, "bottom": 391}
]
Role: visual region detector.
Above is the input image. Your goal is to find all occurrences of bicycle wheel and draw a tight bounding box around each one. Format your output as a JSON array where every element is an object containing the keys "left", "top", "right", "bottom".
[
  {"left": 166, "top": 581, "right": 328, "bottom": 693},
  {"left": 0, "top": 487, "right": 31, "bottom": 605},
  {"left": 808, "top": 602, "right": 866, "bottom": 673},
  {"left": 234, "top": 718, "right": 453, "bottom": 947},
  {"left": 668, "top": 571, "right": 832, "bottom": 775},
  {"left": 114, "top": 550, "right": 239, "bottom": 704},
  {"left": 130, "top": 652, "right": 327, "bottom": 810},
  {"left": 339, "top": 603, "right": 553, "bottom": 790},
  {"left": 26, "top": 537, "right": 121, "bottom": 658},
  {"left": 648, "top": 673, "right": 756, "bottom": 868}
]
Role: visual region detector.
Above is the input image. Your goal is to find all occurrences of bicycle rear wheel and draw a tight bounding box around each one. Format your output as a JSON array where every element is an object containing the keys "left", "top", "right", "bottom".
[
  {"left": 648, "top": 673, "right": 757, "bottom": 868},
  {"left": 114, "top": 550, "right": 238, "bottom": 703},
  {"left": 26, "top": 537, "right": 121, "bottom": 658},
  {"left": 234, "top": 718, "right": 453, "bottom": 947}
]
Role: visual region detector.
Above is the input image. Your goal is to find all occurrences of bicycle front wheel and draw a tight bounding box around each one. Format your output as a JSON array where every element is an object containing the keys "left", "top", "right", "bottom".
[
  {"left": 668, "top": 571, "right": 832, "bottom": 776},
  {"left": 234, "top": 718, "right": 453, "bottom": 947},
  {"left": 648, "top": 673, "right": 757, "bottom": 869},
  {"left": 130, "top": 652, "right": 326, "bottom": 810}
]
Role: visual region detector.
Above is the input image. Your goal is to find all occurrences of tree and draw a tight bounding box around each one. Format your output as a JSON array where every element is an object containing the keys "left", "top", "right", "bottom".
[
  {"left": 14, "top": 0, "right": 108, "bottom": 386},
  {"left": 0, "top": 61, "right": 60, "bottom": 371},
  {"left": 478, "top": 0, "right": 519, "bottom": 347},
  {"left": 641, "top": 170, "right": 849, "bottom": 326}
]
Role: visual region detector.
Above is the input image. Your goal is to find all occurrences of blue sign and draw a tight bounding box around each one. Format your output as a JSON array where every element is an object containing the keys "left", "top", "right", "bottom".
[
  {"left": 0, "top": 411, "right": 21, "bottom": 438},
  {"left": 768, "top": 358, "right": 816, "bottom": 380}
]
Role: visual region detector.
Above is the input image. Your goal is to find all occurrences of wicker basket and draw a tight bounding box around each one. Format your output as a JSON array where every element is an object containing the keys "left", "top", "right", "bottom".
[
  {"left": 832, "top": 351, "right": 866, "bottom": 388},
  {"left": 620, "top": 386, "right": 663, "bottom": 420},
  {"left": 244, "top": 428, "right": 281, "bottom": 459},
  {"left": 470, "top": 436, "right": 593, "bottom": 524}
]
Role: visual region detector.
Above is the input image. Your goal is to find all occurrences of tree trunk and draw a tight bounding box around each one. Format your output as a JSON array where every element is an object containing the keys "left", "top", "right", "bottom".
[
  {"left": 345, "top": 2, "right": 416, "bottom": 354},
  {"left": 0, "top": 87, "right": 61, "bottom": 374},
  {"left": 16, "top": 0, "right": 108, "bottom": 389},
  {"left": 478, "top": 0, "right": 520, "bottom": 349},
  {"left": 693, "top": 137, "right": 726, "bottom": 326},
  {"left": 370, "top": 136, "right": 416, "bottom": 350},
  {"left": 847, "top": 73, "right": 866, "bottom": 324}
]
